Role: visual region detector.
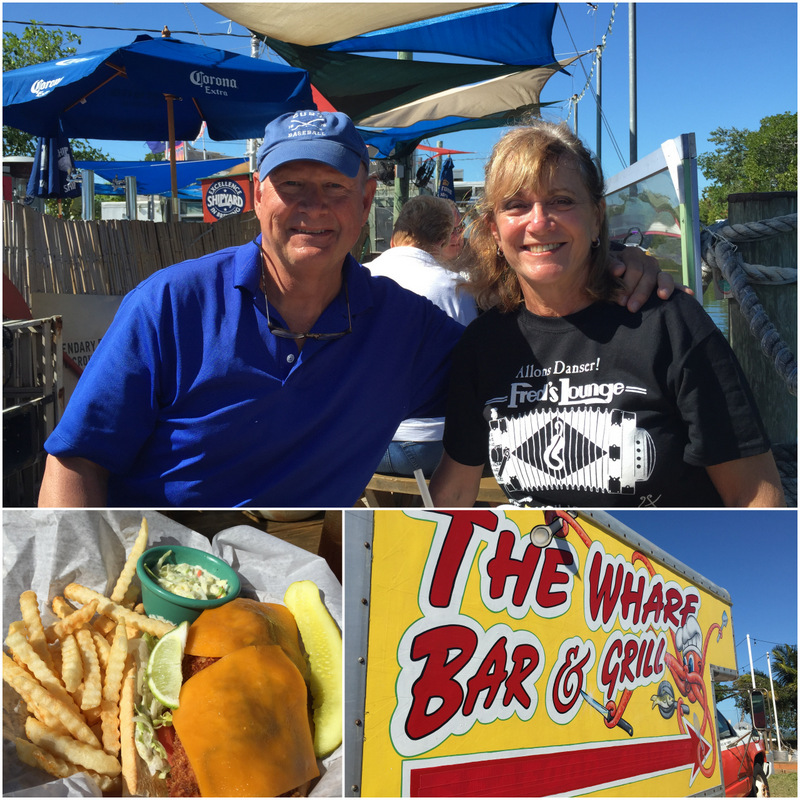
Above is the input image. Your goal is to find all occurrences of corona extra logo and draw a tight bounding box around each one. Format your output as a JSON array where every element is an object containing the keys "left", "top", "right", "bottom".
[
  {"left": 189, "top": 71, "right": 238, "bottom": 89},
  {"left": 31, "top": 77, "right": 65, "bottom": 97}
]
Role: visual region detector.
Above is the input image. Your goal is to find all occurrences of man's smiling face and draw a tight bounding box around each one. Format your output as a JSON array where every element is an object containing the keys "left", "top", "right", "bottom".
[{"left": 255, "top": 160, "right": 375, "bottom": 279}]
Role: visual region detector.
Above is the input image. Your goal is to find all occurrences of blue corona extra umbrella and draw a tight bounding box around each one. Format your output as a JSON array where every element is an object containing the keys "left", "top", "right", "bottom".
[
  {"left": 24, "top": 121, "right": 81, "bottom": 204},
  {"left": 4, "top": 33, "right": 313, "bottom": 208}
]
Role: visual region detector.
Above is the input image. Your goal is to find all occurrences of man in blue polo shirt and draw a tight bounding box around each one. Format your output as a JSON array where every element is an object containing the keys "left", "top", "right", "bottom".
[{"left": 38, "top": 110, "right": 669, "bottom": 508}]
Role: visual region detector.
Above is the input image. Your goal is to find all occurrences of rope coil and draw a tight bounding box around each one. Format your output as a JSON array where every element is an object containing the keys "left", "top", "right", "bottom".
[{"left": 701, "top": 214, "right": 797, "bottom": 396}]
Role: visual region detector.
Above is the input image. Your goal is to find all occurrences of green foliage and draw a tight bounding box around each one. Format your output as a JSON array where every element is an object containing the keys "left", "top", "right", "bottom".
[
  {"left": 3, "top": 20, "right": 80, "bottom": 70},
  {"left": 713, "top": 648, "right": 798, "bottom": 751},
  {"left": 771, "top": 643, "right": 798, "bottom": 743},
  {"left": 771, "top": 643, "right": 797, "bottom": 692},
  {"left": 3, "top": 22, "right": 110, "bottom": 167},
  {"left": 698, "top": 112, "right": 798, "bottom": 224}
]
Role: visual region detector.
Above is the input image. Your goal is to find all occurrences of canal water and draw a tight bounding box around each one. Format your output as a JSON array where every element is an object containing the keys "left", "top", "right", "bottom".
[{"left": 702, "top": 287, "right": 729, "bottom": 339}]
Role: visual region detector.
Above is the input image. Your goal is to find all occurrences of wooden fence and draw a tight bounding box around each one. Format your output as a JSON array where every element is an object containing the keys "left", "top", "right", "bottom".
[{"left": 3, "top": 201, "right": 261, "bottom": 304}]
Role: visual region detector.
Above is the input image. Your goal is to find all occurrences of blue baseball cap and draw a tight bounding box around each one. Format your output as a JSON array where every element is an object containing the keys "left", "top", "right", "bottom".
[{"left": 256, "top": 110, "right": 370, "bottom": 180}]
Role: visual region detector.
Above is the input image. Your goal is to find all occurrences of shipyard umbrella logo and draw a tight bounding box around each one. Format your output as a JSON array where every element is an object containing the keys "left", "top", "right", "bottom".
[{"left": 206, "top": 178, "right": 246, "bottom": 220}]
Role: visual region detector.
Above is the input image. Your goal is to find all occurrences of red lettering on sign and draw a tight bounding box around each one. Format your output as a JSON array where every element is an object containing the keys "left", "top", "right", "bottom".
[
  {"left": 486, "top": 530, "right": 542, "bottom": 605},
  {"left": 641, "top": 582, "right": 664, "bottom": 626},
  {"left": 585, "top": 542, "right": 701, "bottom": 634},
  {"left": 505, "top": 644, "right": 540, "bottom": 709},
  {"left": 619, "top": 570, "right": 645, "bottom": 625},
  {"left": 406, "top": 625, "right": 477, "bottom": 741},
  {"left": 551, "top": 642, "right": 593, "bottom": 716},
  {"left": 536, "top": 546, "right": 575, "bottom": 610},
  {"left": 598, "top": 631, "right": 667, "bottom": 702},
  {"left": 587, "top": 549, "right": 625, "bottom": 626},
  {"left": 428, "top": 512, "right": 498, "bottom": 608},
  {"left": 464, "top": 637, "right": 508, "bottom": 715},
  {"left": 663, "top": 587, "right": 684, "bottom": 628}
]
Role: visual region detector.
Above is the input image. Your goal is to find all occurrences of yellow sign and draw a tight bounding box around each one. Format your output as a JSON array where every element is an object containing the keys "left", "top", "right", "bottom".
[{"left": 360, "top": 510, "right": 735, "bottom": 797}]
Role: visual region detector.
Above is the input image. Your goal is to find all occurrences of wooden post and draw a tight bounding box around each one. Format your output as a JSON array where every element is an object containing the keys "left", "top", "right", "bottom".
[
  {"left": 726, "top": 191, "right": 797, "bottom": 448},
  {"left": 165, "top": 93, "right": 179, "bottom": 219}
]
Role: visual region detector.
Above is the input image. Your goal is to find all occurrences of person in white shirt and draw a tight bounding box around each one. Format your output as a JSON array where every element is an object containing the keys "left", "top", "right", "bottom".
[{"left": 367, "top": 194, "right": 477, "bottom": 476}]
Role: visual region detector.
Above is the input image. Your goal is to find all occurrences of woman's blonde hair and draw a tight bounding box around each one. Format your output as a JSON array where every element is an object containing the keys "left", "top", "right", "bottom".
[{"left": 464, "top": 118, "right": 616, "bottom": 312}]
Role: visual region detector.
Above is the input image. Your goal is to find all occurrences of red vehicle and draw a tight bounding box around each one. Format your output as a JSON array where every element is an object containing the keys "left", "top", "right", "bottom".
[{"left": 716, "top": 690, "right": 772, "bottom": 797}]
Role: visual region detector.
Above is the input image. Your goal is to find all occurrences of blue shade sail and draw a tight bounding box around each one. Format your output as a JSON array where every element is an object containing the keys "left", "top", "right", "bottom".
[
  {"left": 74, "top": 158, "right": 248, "bottom": 196},
  {"left": 321, "top": 3, "right": 558, "bottom": 67}
]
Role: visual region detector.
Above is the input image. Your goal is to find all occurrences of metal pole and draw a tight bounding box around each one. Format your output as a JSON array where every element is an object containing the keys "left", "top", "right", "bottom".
[
  {"left": 766, "top": 652, "right": 783, "bottom": 751},
  {"left": 393, "top": 51, "right": 412, "bottom": 223},
  {"left": 80, "top": 169, "right": 95, "bottom": 220},
  {"left": 628, "top": 3, "right": 637, "bottom": 165},
  {"left": 248, "top": 33, "right": 260, "bottom": 173},
  {"left": 435, "top": 140, "right": 443, "bottom": 192},
  {"left": 595, "top": 46, "right": 602, "bottom": 164},
  {"left": 124, "top": 176, "right": 137, "bottom": 220},
  {"left": 746, "top": 634, "right": 756, "bottom": 688}
]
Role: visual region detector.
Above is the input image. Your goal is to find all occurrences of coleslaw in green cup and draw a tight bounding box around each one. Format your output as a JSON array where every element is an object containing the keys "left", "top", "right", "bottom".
[{"left": 136, "top": 545, "right": 240, "bottom": 626}]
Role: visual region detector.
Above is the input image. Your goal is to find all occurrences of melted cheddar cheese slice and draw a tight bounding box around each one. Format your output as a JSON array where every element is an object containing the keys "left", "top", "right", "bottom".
[
  {"left": 172, "top": 644, "right": 318, "bottom": 797},
  {"left": 185, "top": 597, "right": 308, "bottom": 681}
]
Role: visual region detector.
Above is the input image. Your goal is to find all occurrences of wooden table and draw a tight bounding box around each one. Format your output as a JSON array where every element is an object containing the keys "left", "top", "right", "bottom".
[{"left": 159, "top": 509, "right": 342, "bottom": 583}]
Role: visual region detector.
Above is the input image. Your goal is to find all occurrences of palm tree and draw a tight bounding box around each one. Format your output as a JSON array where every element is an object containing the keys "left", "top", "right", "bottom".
[
  {"left": 772, "top": 644, "right": 797, "bottom": 692},
  {"left": 771, "top": 644, "right": 797, "bottom": 746}
]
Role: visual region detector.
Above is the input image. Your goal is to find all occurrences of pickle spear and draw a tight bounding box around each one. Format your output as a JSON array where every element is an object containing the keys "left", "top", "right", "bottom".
[{"left": 284, "top": 580, "right": 343, "bottom": 758}]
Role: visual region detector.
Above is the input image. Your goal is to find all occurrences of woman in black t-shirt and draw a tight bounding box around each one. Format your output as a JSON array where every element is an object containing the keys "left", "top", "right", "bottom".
[{"left": 429, "top": 119, "right": 784, "bottom": 508}]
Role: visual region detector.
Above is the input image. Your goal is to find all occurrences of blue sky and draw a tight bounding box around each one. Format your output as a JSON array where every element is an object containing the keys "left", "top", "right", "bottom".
[
  {"left": 3, "top": 2, "right": 797, "bottom": 187},
  {"left": 608, "top": 509, "right": 797, "bottom": 723}
]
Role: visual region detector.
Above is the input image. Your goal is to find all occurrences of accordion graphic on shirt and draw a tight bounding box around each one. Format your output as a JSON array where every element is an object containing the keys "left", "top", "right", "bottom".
[{"left": 488, "top": 407, "right": 655, "bottom": 496}]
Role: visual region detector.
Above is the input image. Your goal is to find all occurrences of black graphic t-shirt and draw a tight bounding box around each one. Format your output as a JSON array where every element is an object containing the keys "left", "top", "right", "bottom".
[{"left": 443, "top": 292, "right": 770, "bottom": 507}]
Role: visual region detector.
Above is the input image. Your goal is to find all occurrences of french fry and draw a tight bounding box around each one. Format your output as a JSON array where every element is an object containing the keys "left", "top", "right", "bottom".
[
  {"left": 45, "top": 599, "right": 99, "bottom": 643},
  {"left": 118, "top": 660, "right": 138, "bottom": 795},
  {"left": 2, "top": 654, "right": 99, "bottom": 747},
  {"left": 75, "top": 628, "right": 102, "bottom": 710},
  {"left": 25, "top": 717, "right": 121, "bottom": 778},
  {"left": 22, "top": 697, "right": 72, "bottom": 738},
  {"left": 100, "top": 698, "right": 121, "bottom": 758},
  {"left": 82, "top": 703, "right": 103, "bottom": 728},
  {"left": 100, "top": 623, "right": 128, "bottom": 755},
  {"left": 110, "top": 517, "right": 149, "bottom": 604},
  {"left": 8, "top": 521, "right": 174, "bottom": 791},
  {"left": 14, "top": 737, "right": 117, "bottom": 793},
  {"left": 51, "top": 596, "right": 75, "bottom": 620},
  {"left": 5, "top": 623, "right": 83, "bottom": 721},
  {"left": 59, "top": 634, "right": 83, "bottom": 694},
  {"left": 19, "top": 591, "right": 55, "bottom": 672},
  {"left": 49, "top": 640, "right": 62, "bottom": 678},
  {"left": 64, "top": 583, "right": 174, "bottom": 638},
  {"left": 104, "top": 623, "right": 128, "bottom": 705},
  {"left": 90, "top": 615, "right": 116, "bottom": 638},
  {"left": 90, "top": 629, "right": 111, "bottom": 673}
]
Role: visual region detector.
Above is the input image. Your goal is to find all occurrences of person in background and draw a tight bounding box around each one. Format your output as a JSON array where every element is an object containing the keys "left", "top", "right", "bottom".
[
  {"left": 367, "top": 194, "right": 478, "bottom": 477},
  {"left": 441, "top": 199, "right": 466, "bottom": 265},
  {"left": 430, "top": 118, "right": 784, "bottom": 508}
]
